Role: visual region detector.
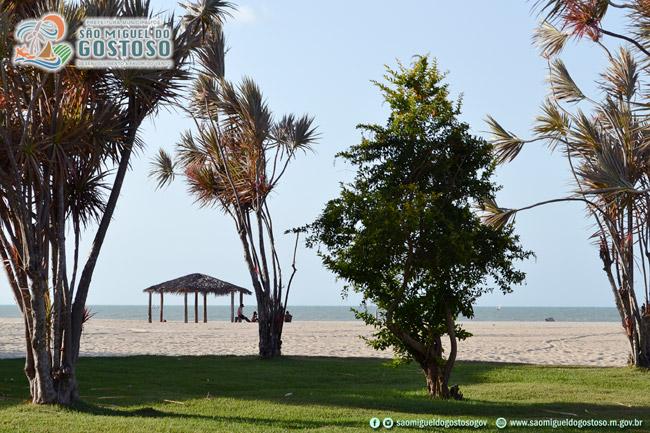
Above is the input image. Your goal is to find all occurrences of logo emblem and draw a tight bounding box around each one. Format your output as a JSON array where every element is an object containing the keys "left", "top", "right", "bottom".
[{"left": 13, "top": 13, "right": 73, "bottom": 72}]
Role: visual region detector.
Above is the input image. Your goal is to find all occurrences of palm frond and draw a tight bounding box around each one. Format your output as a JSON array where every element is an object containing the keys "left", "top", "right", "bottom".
[
  {"left": 196, "top": 27, "right": 226, "bottom": 79},
  {"left": 480, "top": 197, "right": 517, "bottom": 229},
  {"left": 150, "top": 149, "right": 177, "bottom": 189},
  {"left": 534, "top": 99, "right": 570, "bottom": 145},
  {"left": 177, "top": 130, "right": 207, "bottom": 167},
  {"left": 272, "top": 114, "right": 319, "bottom": 155},
  {"left": 575, "top": 136, "right": 634, "bottom": 194},
  {"left": 601, "top": 47, "right": 639, "bottom": 100},
  {"left": 486, "top": 115, "right": 526, "bottom": 164},
  {"left": 534, "top": 21, "right": 569, "bottom": 58},
  {"left": 181, "top": 0, "right": 234, "bottom": 37},
  {"left": 65, "top": 161, "right": 110, "bottom": 228},
  {"left": 532, "top": 0, "right": 568, "bottom": 20},
  {"left": 549, "top": 59, "right": 585, "bottom": 103},
  {"left": 191, "top": 74, "right": 220, "bottom": 118}
]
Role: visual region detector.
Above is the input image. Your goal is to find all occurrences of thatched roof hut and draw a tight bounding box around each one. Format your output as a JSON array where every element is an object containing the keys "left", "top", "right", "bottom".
[{"left": 144, "top": 273, "right": 252, "bottom": 323}]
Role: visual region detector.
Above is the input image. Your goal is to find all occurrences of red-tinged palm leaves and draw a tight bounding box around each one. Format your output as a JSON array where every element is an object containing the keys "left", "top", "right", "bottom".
[
  {"left": 151, "top": 25, "right": 318, "bottom": 358},
  {"left": 535, "top": 0, "right": 650, "bottom": 57},
  {"left": 0, "top": 0, "right": 235, "bottom": 404},
  {"left": 534, "top": 0, "right": 607, "bottom": 40},
  {"left": 486, "top": 7, "right": 650, "bottom": 365},
  {"left": 155, "top": 75, "right": 317, "bottom": 211}
]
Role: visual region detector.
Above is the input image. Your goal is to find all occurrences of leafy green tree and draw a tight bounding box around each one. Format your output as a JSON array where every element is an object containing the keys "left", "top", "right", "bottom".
[{"left": 307, "top": 56, "right": 531, "bottom": 399}]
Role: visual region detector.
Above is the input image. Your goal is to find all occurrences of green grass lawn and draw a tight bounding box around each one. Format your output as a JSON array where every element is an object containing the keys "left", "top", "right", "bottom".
[{"left": 0, "top": 356, "right": 648, "bottom": 432}]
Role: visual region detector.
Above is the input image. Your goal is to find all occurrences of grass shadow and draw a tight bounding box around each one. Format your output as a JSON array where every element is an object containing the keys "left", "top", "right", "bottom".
[
  {"left": 1, "top": 355, "right": 649, "bottom": 432},
  {"left": 69, "top": 400, "right": 361, "bottom": 429}
]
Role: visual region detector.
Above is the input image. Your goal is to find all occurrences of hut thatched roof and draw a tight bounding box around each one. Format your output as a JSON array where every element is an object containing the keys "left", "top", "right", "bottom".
[{"left": 143, "top": 273, "right": 252, "bottom": 296}]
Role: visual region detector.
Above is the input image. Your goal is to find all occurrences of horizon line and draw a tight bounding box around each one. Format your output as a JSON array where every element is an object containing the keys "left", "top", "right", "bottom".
[{"left": 0, "top": 304, "right": 619, "bottom": 308}]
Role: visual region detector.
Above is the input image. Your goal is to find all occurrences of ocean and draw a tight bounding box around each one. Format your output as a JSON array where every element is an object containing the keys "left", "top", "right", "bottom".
[{"left": 0, "top": 305, "right": 621, "bottom": 322}]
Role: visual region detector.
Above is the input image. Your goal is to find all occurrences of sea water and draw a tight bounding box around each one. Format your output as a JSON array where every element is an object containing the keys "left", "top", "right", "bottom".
[{"left": 0, "top": 305, "right": 621, "bottom": 322}]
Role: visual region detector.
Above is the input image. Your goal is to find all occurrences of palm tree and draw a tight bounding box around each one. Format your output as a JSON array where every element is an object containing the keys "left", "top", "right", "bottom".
[
  {"left": 151, "top": 28, "right": 318, "bottom": 359},
  {"left": 0, "top": 0, "right": 231, "bottom": 404},
  {"left": 484, "top": 0, "right": 650, "bottom": 367}
]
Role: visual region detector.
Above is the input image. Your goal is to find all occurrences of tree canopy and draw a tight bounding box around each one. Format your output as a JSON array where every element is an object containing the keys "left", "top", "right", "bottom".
[{"left": 308, "top": 56, "right": 531, "bottom": 398}]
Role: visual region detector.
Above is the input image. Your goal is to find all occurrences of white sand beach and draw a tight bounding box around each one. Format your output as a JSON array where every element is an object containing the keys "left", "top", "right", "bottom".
[{"left": 0, "top": 319, "right": 630, "bottom": 367}]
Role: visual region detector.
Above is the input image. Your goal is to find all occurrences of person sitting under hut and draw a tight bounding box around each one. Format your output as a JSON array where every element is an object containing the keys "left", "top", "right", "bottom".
[
  {"left": 251, "top": 311, "right": 258, "bottom": 322},
  {"left": 284, "top": 310, "right": 293, "bottom": 323},
  {"left": 237, "top": 303, "right": 251, "bottom": 323}
]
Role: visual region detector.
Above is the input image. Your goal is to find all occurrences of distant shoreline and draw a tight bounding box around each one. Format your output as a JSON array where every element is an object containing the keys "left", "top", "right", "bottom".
[{"left": 0, "top": 305, "right": 622, "bottom": 322}]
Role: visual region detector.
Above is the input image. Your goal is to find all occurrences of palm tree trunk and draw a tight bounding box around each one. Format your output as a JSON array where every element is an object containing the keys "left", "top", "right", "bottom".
[
  {"left": 27, "top": 276, "right": 56, "bottom": 404},
  {"left": 256, "top": 294, "right": 282, "bottom": 359},
  {"left": 23, "top": 273, "right": 78, "bottom": 405},
  {"left": 621, "top": 201, "right": 650, "bottom": 367},
  {"left": 640, "top": 318, "right": 650, "bottom": 367},
  {"left": 237, "top": 218, "right": 284, "bottom": 359},
  {"left": 70, "top": 106, "right": 139, "bottom": 364}
]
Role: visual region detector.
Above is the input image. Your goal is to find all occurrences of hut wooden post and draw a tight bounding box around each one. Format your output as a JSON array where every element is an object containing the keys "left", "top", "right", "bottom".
[
  {"left": 194, "top": 291, "right": 198, "bottom": 323},
  {"left": 160, "top": 292, "right": 164, "bottom": 323},
  {"left": 239, "top": 290, "right": 243, "bottom": 306},
  {"left": 184, "top": 293, "right": 188, "bottom": 323},
  {"left": 230, "top": 292, "right": 235, "bottom": 322},
  {"left": 203, "top": 292, "right": 208, "bottom": 323},
  {"left": 148, "top": 292, "right": 152, "bottom": 323}
]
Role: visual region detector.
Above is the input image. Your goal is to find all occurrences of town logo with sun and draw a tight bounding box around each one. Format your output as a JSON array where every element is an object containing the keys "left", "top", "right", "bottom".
[{"left": 13, "top": 13, "right": 74, "bottom": 73}]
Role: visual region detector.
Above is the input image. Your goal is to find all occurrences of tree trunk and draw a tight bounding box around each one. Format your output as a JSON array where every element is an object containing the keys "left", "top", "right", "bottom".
[
  {"left": 599, "top": 238, "right": 650, "bottom": 367},
  {"left": 25, "top": 314, "right": 78, "bottom": 404},
  {"left": 237, "top": 222, "right": 284, "bottom": 359},
  {"left": 256, "top": 295, "right": 283, "bottom": 359},
  {"left": 21, "top": 273, "right": 79, "bottom": 405},
  {"left": 27, "top": 273, "right": 55, "bottom": 404},
  {"left": 27, "top": 365, "right": 78, "bottom": 405},
  {"left": 23, "top": 306, "right": 79, "bottom": 404},
  {"left": 70, "top": 105, "right": 140, "bottom": 365},
  {"left": 423, "top": 362, "right": 450, "bottom": 399},
  {"left": 419, "top": 307, "right": 460, "bottom": 400},
  {"left": 258, "top": 322, "right": 282, "bottom": 359},
  {"left": 610, "top": 296, "right": 650, "bottom": 367},
  {"left": 28, "top": 363, "right": 78, "bottom": 405},
  {"left": 634, "top": 314, "right": 650, "bottom": 367}
]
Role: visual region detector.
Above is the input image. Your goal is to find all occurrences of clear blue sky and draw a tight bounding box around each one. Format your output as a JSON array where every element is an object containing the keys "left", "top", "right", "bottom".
[{"left": 0, "top": 1, "right": 626, "bottom": 307}]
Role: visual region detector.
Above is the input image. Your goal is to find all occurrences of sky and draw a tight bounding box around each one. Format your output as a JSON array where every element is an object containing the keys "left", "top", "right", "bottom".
[{"left": 0, "top": 1, "right": 629, "bottom": 307}]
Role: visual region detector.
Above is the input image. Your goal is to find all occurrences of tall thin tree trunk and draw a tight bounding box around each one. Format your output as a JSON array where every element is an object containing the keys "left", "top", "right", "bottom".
[
  {"left": 255, "top": 290, "right": 282, "bottom": 359},
  {"left": 28, "top": 276, "right": 56, "bottom": 404},
  {"left": 23, "top": 313, "right": 36, "bottom": 399},
  {"left": 239, "top": 225, "right": 284, "bottom": 359},
  {"left": 70, "top": 108, "right": 139, "bottom": 364}
]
